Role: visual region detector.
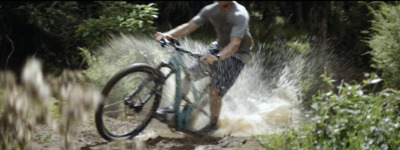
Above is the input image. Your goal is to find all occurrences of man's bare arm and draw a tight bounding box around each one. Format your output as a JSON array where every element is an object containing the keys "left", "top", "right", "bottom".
[
  {"left": 200, "top": 37, "right": 241, "bottom": 64},
  {"left": 165, "top": 20, "right": 200, "bottom": 38},
  {"left": 219, "top": 37, "right": 241, "bottom": 60}
]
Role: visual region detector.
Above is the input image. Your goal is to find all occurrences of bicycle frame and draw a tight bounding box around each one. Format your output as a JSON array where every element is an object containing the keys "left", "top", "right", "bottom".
[
  {"left": 155, "top": 45, "right": 210, "bottom": 132},
  {"left": 95, "top": 37, "right": 217, "bottom": 141},
  {"left": 121, "top": 37, "right": 211, "bottom": 133}
]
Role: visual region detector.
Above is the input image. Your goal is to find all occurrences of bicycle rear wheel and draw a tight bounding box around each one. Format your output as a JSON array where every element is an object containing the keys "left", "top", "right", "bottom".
[{"left": 95, "top": 64, "right": 163, "bottom": 141}]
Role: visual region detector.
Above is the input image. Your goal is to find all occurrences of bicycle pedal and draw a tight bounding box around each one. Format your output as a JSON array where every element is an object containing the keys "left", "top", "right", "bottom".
[
  {"left": 157, "top": 105, "right": 174, "bottom": 114},
  {"left": 154, "top": 111, "right": 166, "bottom": 122},
  {"left": 155, "top": 105, "right": 174, "bottom": 122},
  {"left": 165, "top": 113, "right": 176, "bottom": 128}
]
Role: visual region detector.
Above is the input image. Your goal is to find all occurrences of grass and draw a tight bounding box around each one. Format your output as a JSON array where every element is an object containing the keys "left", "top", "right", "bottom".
[
  {"left": 4, "top": 134, "right": 22, "bottom": 150},
  {"left": 49, "top": 98, "right": 62, "bottom": 120},
  {"left": 35, "top": 134, "right": 52, "bottom": 142}
]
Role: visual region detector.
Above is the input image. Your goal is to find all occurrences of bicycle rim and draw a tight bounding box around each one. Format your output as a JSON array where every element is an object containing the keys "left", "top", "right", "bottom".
[{"left": 95, "top": 64, "right": 162, "bottom": 141}]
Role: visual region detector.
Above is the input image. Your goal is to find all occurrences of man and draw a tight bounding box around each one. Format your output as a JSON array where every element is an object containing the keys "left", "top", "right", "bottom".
[{"left": 154, "top": 1, "right": 252, "bottom": 133}]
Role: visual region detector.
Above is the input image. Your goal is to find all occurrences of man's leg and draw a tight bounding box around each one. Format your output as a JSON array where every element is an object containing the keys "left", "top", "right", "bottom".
[
  {"left": 201, "top": 56, "right": 245, "bottom": 132},
  {"left": 209, "top": 86, "right": 222, "bottom": 127}
]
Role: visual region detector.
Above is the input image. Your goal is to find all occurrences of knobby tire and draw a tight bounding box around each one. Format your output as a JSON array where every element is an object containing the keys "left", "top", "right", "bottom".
[{"left": 95, "top": 63, "right": 163, "bottom": 141}]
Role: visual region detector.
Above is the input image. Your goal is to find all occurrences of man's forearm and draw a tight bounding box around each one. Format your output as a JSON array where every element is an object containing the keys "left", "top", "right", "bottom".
[
  {"left": 219, "top": 38, "right": 241, "bottom": 60},
  {"left": 165, "top": 21, "right": 199, "bottom": 38}
]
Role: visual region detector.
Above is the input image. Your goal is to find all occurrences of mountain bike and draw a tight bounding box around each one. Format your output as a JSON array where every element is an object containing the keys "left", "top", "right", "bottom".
[{"left": 95, "top": 36, "right": 215, "bottom": 141}]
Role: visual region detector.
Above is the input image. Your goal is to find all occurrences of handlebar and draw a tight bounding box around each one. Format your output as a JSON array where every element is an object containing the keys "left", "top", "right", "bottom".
[
  {"left": 159, "top": 36, "right": 202, "bottom": 59},
  {"left": 160, "top": 35, "right": 179, "bottom": 47},
  {"left": 159, "top": 36, "right": 219, "bottom": 72}
]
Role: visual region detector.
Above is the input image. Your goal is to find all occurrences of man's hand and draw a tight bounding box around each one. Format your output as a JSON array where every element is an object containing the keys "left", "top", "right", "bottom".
[
  {"left": 154, "top": 32, "right": 171, "bottom": 42},
  {"left": 200, "top": 54, "right": 218, "bottom": 65}
]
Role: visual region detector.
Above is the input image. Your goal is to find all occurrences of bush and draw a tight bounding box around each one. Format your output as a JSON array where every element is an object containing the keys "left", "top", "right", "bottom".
[
  {"left": 75, "top": 2, "right": 158, "bottom": 48},
  {"left": 366, "top": 2, "right": 400, "bottom": 88},
  {"left": 6, "top": 2, "right": 158, "bottom": 72},
  {"left": 258, "top": 73, "right": 400, "bottom": 149}
]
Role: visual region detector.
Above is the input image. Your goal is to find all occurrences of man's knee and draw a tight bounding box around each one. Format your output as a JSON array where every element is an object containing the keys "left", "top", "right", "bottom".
[{"left": 209, "top": 86, "right": 221, "bottom": 97}]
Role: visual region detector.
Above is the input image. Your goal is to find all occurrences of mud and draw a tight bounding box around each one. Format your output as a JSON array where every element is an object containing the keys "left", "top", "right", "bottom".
[{"left": 32, "top": 114, "right": 265, "bottom": 150}]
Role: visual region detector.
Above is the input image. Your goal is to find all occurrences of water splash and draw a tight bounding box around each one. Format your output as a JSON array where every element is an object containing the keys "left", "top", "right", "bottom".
[
  {"left": 212, "top": 38, "right": 343, "bottom": 137},
  {"left": 214, "top": 48, "right": 304, "bottom": 137},
  {"left": 85, "top": 34, "right": 340, "bottom": 138}
]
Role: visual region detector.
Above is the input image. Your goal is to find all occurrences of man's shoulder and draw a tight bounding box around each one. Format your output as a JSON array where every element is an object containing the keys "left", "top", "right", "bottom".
[
  {"left": 203, "top": 2, "right": 219, "bottom": 12},
  {"left": 233, "top": 2, "right": 249, "bottom": 15}
]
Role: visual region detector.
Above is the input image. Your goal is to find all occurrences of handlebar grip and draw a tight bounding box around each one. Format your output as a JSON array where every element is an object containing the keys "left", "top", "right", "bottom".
[
  {"left": 165, "top": 35, "right": 173, "bottom": 41},
  {"left": 159, "top": 35, "right": 180, "bottom": 48},
  {"left": 166, "top": 35, "right": 180, "bottom": 46},
  {"left": 160, "top": 38, "right": 168, "bottom": 47}
]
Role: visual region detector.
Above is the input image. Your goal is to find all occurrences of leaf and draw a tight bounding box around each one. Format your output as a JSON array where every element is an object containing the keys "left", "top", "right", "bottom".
[{"left": 82, "top": 31, "right": 89, "bottom": 38}]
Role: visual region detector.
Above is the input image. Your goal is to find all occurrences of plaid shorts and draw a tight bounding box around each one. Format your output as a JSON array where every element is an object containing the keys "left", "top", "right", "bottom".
[{"left": 187, "top": 49, "right": 245, "bottom": 96}]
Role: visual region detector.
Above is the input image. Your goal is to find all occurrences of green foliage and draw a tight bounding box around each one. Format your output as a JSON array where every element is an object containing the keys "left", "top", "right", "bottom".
[
  {"left": 3, "top": 1, "right": 159, "bottom": 72},
  {"left": 284, "top": 40, "right": 310, "bottom": 53},
  {"left": 75, "top": 2, "right": 158, "bottom": 48},
  {"left": 77, "top": 47, "right": 95, "bottom": 68},
  {"left": 17, "top": 2, "right": 79, "bottom": 37},
  {"left": 49, "top": 99, "right": 61, "bottom": 120},
  {"left": 365, "top": 2, "right": 400, "bottom": 88},
  {"left": 82, "top": 34, "right": 167, "bottom": 88},
  {"left": 3, "top": 133, "right": 21, "bottom": 150},
  {"left": 35, "top": 134, "right": 51, "bottom": 142},
  {"left": 17, "top": 1, "right": 158, "bottom": 49},
  {"left": 258, "top": 73, "right": 400, "bottom": 149}
]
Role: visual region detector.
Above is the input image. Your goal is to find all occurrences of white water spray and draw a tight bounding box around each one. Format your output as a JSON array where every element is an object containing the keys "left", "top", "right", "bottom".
[
  {"left": 85, "top": 34, "right": 338, "bottom": 139},
  {"left": 214, "top": 49, "right": 304, "bottom": 137}
]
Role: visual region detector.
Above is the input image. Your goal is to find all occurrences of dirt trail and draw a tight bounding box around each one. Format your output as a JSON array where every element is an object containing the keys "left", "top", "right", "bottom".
[{"left": 32, "top": 110, "right": 265, "bottom": 150}]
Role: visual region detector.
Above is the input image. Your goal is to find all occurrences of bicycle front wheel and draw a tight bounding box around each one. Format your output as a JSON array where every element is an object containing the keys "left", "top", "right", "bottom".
[{"left": 95, "top": 63, "right": 163, "bottom": 141}]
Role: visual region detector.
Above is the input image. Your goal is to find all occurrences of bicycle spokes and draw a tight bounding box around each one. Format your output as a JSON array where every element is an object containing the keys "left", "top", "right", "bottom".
[
  {"left": 127, "top": 89, "right": 158, "bottom": 113},
  {"left": 120, "top": 77, "right": 161, "bottom": 113},
  {"left": 97, "top": 68, "right": 161, "bottom": 139}
]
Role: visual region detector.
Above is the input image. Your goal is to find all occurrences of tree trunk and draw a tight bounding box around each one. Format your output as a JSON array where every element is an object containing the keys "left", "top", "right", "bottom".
[
  {"left": 296, "top": 1, "right": 304, "bottom": 29},
  {"left": 321, "top": 2, "right": 330, "bottom": 40}
]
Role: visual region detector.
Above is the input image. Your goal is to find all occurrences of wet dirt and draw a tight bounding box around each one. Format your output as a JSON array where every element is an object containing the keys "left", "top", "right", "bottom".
[{"left": 31, "top": 111, "right": 265, "bottom": 150}]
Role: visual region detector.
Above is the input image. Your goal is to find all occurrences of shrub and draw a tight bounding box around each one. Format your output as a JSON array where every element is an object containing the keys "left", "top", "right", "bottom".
[
  {"left": 366, "top": 2, "right": 400, "bottom": 88},
  {"left": 258, "top": 73, "right": 400, "bottom": 149}
]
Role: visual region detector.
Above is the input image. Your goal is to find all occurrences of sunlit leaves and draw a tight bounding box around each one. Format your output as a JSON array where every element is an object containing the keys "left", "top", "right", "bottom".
[{"left": 75, "top": 2, "right": 158, "bottom": 48}]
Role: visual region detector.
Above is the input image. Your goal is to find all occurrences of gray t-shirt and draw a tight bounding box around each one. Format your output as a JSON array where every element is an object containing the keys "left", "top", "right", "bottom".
[{"left": 192, "top": 1, "right": 253, "bottom": 63}]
